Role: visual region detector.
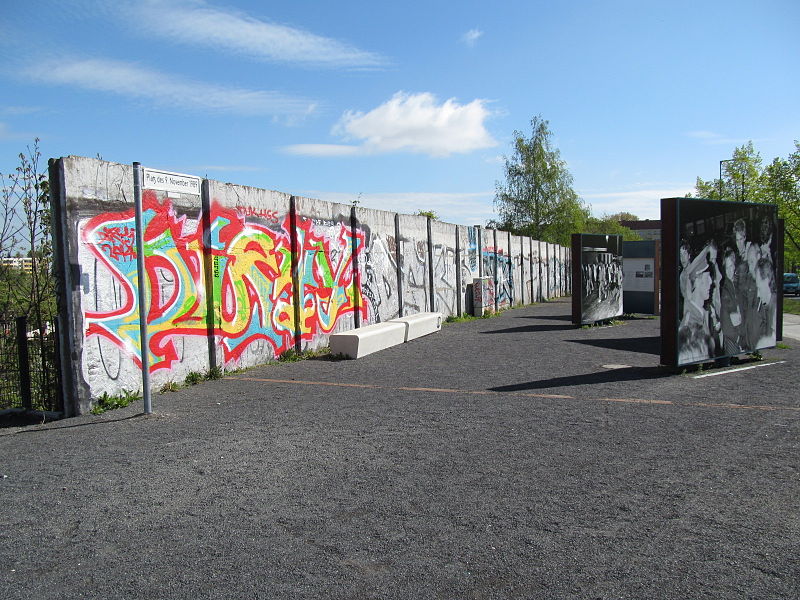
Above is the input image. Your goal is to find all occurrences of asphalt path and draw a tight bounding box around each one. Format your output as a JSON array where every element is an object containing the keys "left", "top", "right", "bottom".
[{"left": 2, "top": 298, "right": 798, "bottom": 599}]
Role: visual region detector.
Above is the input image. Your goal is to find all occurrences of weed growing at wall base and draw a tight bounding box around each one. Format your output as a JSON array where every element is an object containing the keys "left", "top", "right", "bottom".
[
  {"left": 184, "top": 371, "right": 203, "bottom": 386},
  {"left": 90, "top": 390, "right": 141, "bottom": 415},
  {"left": 159, "top": 381, "right": 181, "bottom": 393}
]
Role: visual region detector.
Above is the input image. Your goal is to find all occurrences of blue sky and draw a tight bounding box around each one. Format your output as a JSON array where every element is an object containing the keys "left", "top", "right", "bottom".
[{"left": 1, "top": 0, "right": 798, "bottom": 225}]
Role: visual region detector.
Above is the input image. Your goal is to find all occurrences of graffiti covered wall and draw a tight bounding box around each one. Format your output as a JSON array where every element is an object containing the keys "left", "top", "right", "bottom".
[
  {"left": 51, "top": 157, "right": 570, "bottom": 412},
  {"left": 457, "top": 225, "right": 481, "bottom": 316},
  {"left": 495, "top": 231, "right": 513, "bottom": 310},
  {"left": 511, "top": 234, "right": 525, "bottom": 307},
  {"left": 430, "top": 221, "right": 459, "bottom": 318},
  {"left": 356, "top": 207, "right": 401, "bottom": 325}
]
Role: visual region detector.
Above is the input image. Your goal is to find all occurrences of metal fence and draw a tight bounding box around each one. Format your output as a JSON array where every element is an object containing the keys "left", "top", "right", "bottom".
[{"left": 0, "top": 317, "right": 62, "bottom": 413}]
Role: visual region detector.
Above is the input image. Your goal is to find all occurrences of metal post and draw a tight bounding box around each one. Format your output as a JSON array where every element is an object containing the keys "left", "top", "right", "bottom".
[
  {"left": 132, "top": 163, "right": 152, "bottom": 414},
  {"left": 16, "top": 316, "right": 32, "bottom": 411}
]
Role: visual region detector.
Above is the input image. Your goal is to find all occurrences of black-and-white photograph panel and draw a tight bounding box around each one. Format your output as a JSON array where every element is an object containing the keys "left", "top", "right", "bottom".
[
  {"left": 664, "top": 198, "right": 778, "bottom": 366},
  {"left": 572, "top": 234, "right": 623, "bottom": 325}
]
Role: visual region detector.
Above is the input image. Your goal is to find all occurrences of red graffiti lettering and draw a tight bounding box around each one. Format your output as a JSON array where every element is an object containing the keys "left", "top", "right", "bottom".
[{"left": 98, "top": 226, "right": 137, "bottom": 261}]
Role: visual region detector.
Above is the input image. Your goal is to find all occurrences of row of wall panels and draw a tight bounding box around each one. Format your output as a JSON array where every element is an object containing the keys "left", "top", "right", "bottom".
[{"left": 52, "top": 157, "right": 569, "bottom": 411}]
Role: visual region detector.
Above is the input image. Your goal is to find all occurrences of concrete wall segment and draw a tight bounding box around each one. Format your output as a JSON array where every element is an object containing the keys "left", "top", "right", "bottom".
[
  {"left": 429, "top": 220, "right": 458, "bottom": 318},
  {"left": 396, "top": 214, "right": 431, "bottom": 316},
  {"left": 354, "top": 206, "right": 401, "bottom": 324}
]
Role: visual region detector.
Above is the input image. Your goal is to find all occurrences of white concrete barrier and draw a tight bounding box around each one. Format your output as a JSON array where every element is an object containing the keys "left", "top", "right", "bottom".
[
  {"left": 390, "top": 312, "right": 443, "bottom": 342},
  {"left": 329, "top": 321, "right": 407, "bottom": 359}
]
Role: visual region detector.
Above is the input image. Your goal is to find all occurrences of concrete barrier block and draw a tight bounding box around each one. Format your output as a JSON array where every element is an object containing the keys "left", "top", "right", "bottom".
[
  {"left": 390, "top": 312, "right": 443, "bottom": 342},
  {"left": 329, "top": 321, "right": 407, "bottom": 359}
]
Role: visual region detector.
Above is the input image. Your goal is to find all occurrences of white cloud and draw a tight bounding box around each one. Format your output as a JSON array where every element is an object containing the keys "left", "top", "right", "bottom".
[
  {"left": 287, "top": 92, "right": 497, "bottom": 158},
  {"left": 24, "top": 57, "right": 317, "bottom": 118},
  {"left": 113, "top": 0, "right": 386, "bottom": 69},
  {"left": 304, "top": 190, "right": 496, "bottom": 226},
  {"left": 580, "top": 186, "right": 695, "bottom": 220},
  {"left": 461, "top": 29, "right": 483, "bottom": 47},
  {"left": 284, "top": 144, "right": 362, "bottom": 157}
]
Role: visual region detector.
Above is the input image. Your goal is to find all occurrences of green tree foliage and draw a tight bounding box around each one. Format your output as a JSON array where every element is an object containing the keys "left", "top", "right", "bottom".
[
  {"left": 693, "top": 141, "right": 800, "bottom": 271},
  {"left": 583, "top": 215, "right": 642, "bottom": 241},
  {"left": 415, "top": 210, "right": 439, "bottom": 220},
  {"left": 0, "top": 139, "right": 56, "bottom": 324},
  {"left": 605, "top": 211, "right": 640, "bottom": 222},
  {"left": 493, "top": 116, "right": 589, "bottom": 245}
]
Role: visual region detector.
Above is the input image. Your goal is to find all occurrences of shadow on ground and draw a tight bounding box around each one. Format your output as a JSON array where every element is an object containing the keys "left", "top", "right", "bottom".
[
  {"left": 489, "top": 365, "right": 671, "bottom": 391},
  {"left": 481, "top": 323, "right": 576, "bottom": 334},
  {"left": 514, "top": 314, "right": 573, "bottom": 322},
  {"left": 566, "top": 335, "right": 661, "bottom": 355}
]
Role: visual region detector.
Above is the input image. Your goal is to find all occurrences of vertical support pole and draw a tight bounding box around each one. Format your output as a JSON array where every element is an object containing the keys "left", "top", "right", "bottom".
[
  {"left": 476, "top": 226, "right": 483, "bottom": 278},
  {"left": 289, "top": 196, "right": 303, "bottom": 350},
  {"left": 519, "top": 236, "right": 525, "bottom": 306},
  {"left": 660, "top": 198, "right": 679, "bottom": 367},
  {"left": 395, "top": 213, "right": 404, "bottom": 317},
  {"left": 350, "top": 206, "right": 361, "bottom": 328},
  {"left": 571, "top": 234, "right": 582, "bottom": 325},
  {"left": 201, "top": 179, "right": 218, "bottom": 372},
  {"left": 492, "top": 228, "right": 499, "bottom": 313},
  {"left": 455, "top": 228, "right": 462, "bottom": 316},
  {"left": 16, "top": 316, "right": 32, "bottom": 411},
  {"left": 48, "top": 158, "right": 77, "bottom": 416},
  {"left": 427, "top": 217, "right": 435, "bottom": 312},
  {"left": 777, "top": 219, "right": 784, "bottom": 341},
  {"left": 132, "top": 162, "right": 152, "bottom": 414}
]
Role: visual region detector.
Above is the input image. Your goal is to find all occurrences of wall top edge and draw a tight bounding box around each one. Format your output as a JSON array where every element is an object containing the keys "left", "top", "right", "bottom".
[{"left": 53, "top": 155, "right": 568, "bottom": 248}]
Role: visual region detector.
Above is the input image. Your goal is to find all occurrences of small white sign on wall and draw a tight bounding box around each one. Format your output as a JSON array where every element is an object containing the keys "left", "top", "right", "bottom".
[
  {"left": 623, "top": 258, "right": 655, "bottom": 292},
  {"left": 142, "top": 168, "right": 201, "bottom": 196}
]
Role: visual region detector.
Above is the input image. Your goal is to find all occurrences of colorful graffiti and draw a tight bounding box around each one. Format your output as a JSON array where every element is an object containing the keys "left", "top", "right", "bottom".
[
  {"left": 81, "top": 192, "right": 364, "bottom": 372},
  {"left": 432, "top": 239, "right": 457, "bottom": 316},
  {"left": 495, "top": 249, "right": 513, "bottom": 310}
]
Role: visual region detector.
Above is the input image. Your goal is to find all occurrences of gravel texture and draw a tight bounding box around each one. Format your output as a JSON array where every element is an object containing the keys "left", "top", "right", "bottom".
[{"left": 1, "top": 298, "right": 798, "bottom": 599}]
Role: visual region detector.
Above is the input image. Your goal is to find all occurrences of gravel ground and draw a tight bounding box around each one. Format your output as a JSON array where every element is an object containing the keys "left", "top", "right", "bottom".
[{"left": 1, "top": 298, "right": 798, "bottom": 600}]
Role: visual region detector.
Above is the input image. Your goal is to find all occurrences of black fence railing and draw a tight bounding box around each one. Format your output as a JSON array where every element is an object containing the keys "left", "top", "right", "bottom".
[{"left": 0, "top": 317, "right": 62, "bottom": 414}]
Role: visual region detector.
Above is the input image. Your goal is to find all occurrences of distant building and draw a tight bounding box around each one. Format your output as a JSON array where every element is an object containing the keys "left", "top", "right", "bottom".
[
  {"left": 1, "top": 256, "right": 34, "bottom": 273},
  {"left": 620, "top": 219, "right": 661, "bottom": 241}
]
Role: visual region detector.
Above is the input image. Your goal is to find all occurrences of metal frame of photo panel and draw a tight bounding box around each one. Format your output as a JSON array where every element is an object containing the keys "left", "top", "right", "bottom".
[
  {"left": 571, "top": 233, "right": 624, "bottom": 325},
  {"left": 660, "top": 197, "right": 780, "bottom": 367}
]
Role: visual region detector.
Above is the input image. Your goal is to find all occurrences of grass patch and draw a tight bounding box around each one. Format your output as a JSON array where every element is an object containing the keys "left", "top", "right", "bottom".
[
  {"left": 581, "top": 319, "right": 624, "bottom": 329},
  {"left": 205, "top": 366, "right": 224, "bottom": 380},
  {"left": 159, "top": 381, "right": 181, "bottom": 394},
  {"left": 278, "top": 346, "right": 334, "bottom": 362},
  {"left": 777, "top": 342, "right": 791, "bottom": 349},
  {"left": 90, "top": 389, "right": 141, "bottom": 415},
  {"left": 444, "top": 313, "right": 480, "bottom": 324},
  {"left": 444, "top": 309, "right": 506, "bottom": 324},
  {"left": 184, "top": 371, "right": 203, "bottom": 385},
  {"left": 784, "top": 297, "right": 800, "bottom": 315}
]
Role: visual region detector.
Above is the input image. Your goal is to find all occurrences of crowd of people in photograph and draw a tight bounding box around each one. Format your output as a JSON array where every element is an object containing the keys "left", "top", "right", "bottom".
[
  {"left": 581, "top": 251, "right": 623, "bottom": 323},
  {"left": 677, "top": 216, "right": 777, "bottom": 364}
]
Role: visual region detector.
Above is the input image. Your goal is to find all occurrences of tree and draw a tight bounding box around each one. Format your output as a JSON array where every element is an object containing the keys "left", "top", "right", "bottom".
[
  {"left": 493, "top": 116, "right": 589, "bottom": 245},
  {"left": 694, "top": 141, "right": 765, "bottom": 202},
  {"left": 764, "top": 142, "right": 800, "bottom": 271},
  {"left": 693, "top": 140, "right": 800, "bottom": 272},
  {"left": 415, "top": 210, "right": 439, "bottom": 220},
  {"left": 606, "top": 211, "right": 640, "bottom": 222},
  {"left": 583, "top": 215, "right": 642, "bottom": 241},
  {"left": 0, "top": 139, "right": 56, "bottom": 324}
]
